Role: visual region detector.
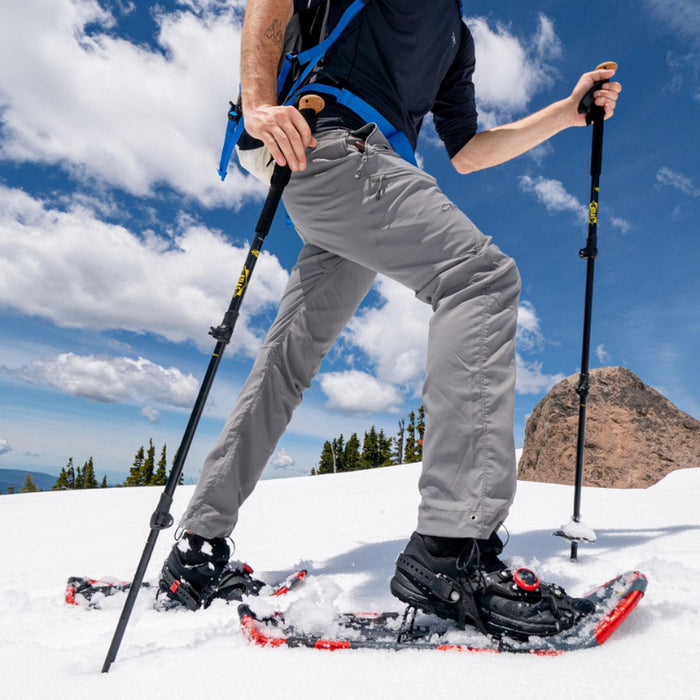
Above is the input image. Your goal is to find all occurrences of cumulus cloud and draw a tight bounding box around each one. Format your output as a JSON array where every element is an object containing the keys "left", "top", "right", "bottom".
[
  {"left": 517, "top": 300, "right": 545, "bottom": 352},
  {"left": 519, "top": 175, "right": 588, "bottom": 223},
  {"left": 345, "top": 277, "right": 432, "bottom": 388},
  {"left": 0, "top": 0, "right": 257, "bottom": 207},
  {"left": 516, "top": 355, "right": 565, "bottom": 395},
  {"left": 141, "top": 405, "right": 161, "bottom": 423},
  {"left": 519, "top": 176, "right": 631, "bottom": 232},
  {"left": 596, "top": 344, "right": 611, "bottom": 364},
  {"left": 4, "top": 352, "right": 199, "bottom": 407},
  {"left": 0, "top": 186, "right": 289, "bottom": 354},
  {"left": 268, "top": 448, "right": 295, "bottom": 470},
  {"left": 657, "top": 167, "right": 700, "bottom": 197},
  {"left": 468, "top": 14, "right": 562, "bottom": 124},
  {"left": 643, "top": 0, "right": 700, "bottom": 47},
  {"left": 0, "top": 439, "right": 11, "bottom": 456},
  {"left": 318, "top": 370, "right": 403, "bottom": 415}
]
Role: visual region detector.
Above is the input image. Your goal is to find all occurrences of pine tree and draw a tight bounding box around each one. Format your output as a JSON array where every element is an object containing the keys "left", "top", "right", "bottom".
[
  {"left": 141, "top": 439, "right": 156, "bottom": 485},
  {"left": 20, "top": 473, "right": 38, "bottom": 493},
  {"left": 66, "top": 458, "right": 76, "bottom": 489},
  {"left": 100, "top": 475, "right": 108, "bottom": 488},
  {"left": 344, "top": 433, "right": 362, "bottom": 471},
  {"left": 6, "top": 485, "right": 15, "bottom": 495},
  {"left": 317, "top": 440, "right": 335, "bottom": 474},
  {"left": 377, "top": 428, "right": 393, "bottom": 466},
  {"left": 393, "top": 418, "right": 405, "bottom": 464},
  {"left": 152, "top": 444, "right": 168, "bottom": 485},
  {"left": 75, "top": 463, "right": 85, "bottom": 489},
  {"left": 124, "top": 445, "right": 146, "bottom": 486},
  {"left": 416, "top": 405, "right": 425, "bottom": 461},
  {"left": 333, "top": 434, "right": 345, "bottom": 473},
  {"left": 404, "top": 411, "right": 419, "bottom": 463},
  {"left": 82, "top": 457, "right": 98, "bottom": 489},
  {"left": 52, "top": 465, "right": 71, "bottom": 491},
  {"left": 361, "top": 426, "right": 380, "bottom": 468}
]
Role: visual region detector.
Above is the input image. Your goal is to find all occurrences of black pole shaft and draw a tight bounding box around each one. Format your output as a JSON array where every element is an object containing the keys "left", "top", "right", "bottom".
[
  {"left": 570, "top": 109, "right": 605, "bottom": 561},
  {"left": 101, "top": 96, "right": 322, "bottom": 671},
  {"left": 101, "top": 166, "right": 290, "bottom": 673}
]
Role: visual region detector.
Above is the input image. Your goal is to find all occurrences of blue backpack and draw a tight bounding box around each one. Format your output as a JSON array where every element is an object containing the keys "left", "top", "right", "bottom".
[{"left": 217, "top": 0, "right": 416, "bottom": 183}]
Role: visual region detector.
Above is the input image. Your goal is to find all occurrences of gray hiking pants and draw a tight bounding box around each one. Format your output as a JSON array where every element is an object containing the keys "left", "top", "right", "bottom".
[{"left": 180, "top": 125, "right": 520, "bottom": 540}]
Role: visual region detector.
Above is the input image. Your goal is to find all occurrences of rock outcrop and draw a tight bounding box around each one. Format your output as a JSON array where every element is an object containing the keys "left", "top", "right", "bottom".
[{"left": 518, "top": 367, "right": 700, "bottom": 488}]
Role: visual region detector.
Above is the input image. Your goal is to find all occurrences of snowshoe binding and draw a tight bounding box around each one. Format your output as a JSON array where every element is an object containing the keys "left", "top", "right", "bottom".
[
  {"left": 390, "top": 531, "right": 594, "bottom": 641},
  {"left": 158, "top": 532, "right": 267, "bottom": 611}
]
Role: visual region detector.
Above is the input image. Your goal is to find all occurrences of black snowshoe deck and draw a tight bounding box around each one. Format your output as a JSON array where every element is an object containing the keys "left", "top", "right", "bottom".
[
  {"left": 66, "top": 566, "right": 307, "bottom": 609},
  {"left": 238, "top": 570, "right": 647, "bottom": 654}
]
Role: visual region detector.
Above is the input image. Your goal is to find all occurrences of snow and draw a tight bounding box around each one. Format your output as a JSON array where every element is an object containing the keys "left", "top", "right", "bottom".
[
  {"left": 2, "top": 464, "right": 700, "bottom": 699},
  {"left": 556, "top": 517, "right": 597, "bottom": 543}
]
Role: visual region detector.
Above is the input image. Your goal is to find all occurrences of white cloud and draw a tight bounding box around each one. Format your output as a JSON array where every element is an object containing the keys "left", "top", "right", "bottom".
[
  {"left": 0, "top": 0, "right": 257, "bottom": 206},
  {"left": 596, "top": 344, "right": 611, "bottom": 364},
  {"left": 346, "top": 276, "right": 432, "bottom": 387},
  {"left": 318, "top": 370, "right": 403, "bottom": 415},
  {"left": 468, "top": 14, "right": 562, "bottom": 123},
  {"left": 4, "top": 352, "right": 199, "bottom": 407},
  {"left": 517, "top": 300, "right": 545, "bottom": 352},
  {"left": 268, "top": 448, "right": 295, "bottom": 470},
  {"left": 0, "top": 439, "right": 11, "bottom": 456},
  {"left": 644, "top": 0, "right": 700, "bottom": 47},
  {"left": 0, "top": 186, "right": 289, "bottom": 354},
  {"left": 610, "top": 216, "right": 632, "bottom": 234},
  {"left": 519, "top": 176, "right": 632, "bottom": 232},
  {"left": 141, "top": 405, "right": 161, "bottom": 423},
  {"left": 519, "top": 175, "right": 588, "bottom": 222},
  {"left": 516, "top": 301, "right": 565, "bottom": 393},
  {"left": 516, "top": 355, "right": 565, "bottom": 395},
  {"left": 657, "top": 166, "right": 700, "bottom": 197}
]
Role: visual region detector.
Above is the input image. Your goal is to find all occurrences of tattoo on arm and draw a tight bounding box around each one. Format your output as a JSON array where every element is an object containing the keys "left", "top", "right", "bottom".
[{"left": 264, "top": 19, "right": 284, "bottom": 45}]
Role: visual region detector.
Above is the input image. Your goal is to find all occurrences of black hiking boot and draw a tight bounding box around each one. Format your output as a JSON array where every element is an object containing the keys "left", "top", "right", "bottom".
[
  {"left": 158, "top": 532, "right": 232, "bottom": 610},
  {"left": 390, "top": 531, "right": 594, "bottom": 641}
]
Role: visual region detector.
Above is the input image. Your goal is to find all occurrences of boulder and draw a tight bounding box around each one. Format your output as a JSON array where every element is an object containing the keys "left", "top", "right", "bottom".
[{"left": 518, "top": 367, "right": 700, "bottom": 488}]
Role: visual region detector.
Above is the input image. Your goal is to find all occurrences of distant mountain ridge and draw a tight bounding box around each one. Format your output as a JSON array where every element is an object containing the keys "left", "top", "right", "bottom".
[{"left": 0, "top": 469, "right": 57, "bottom": 492}]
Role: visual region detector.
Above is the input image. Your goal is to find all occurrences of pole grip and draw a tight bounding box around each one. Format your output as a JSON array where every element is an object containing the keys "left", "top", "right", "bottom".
[{"left": 578, "top": 61, "right": 618, "bottom": 126}]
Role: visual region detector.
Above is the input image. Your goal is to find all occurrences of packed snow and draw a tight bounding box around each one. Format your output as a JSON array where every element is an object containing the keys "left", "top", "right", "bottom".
[{"left": 2, "top": 463, "right": 699, "bottom": 699}]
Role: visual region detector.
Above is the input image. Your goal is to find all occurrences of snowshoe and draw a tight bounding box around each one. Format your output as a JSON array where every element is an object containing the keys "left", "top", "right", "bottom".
[
  {"left": 66, "top": 566, "right": 307, "bottom": 609},
  {"left": 239, "top": 570, "right": 647, "bottom": 653}
]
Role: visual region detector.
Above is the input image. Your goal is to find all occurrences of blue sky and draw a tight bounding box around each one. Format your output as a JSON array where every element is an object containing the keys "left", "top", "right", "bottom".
[{"left": 1, "top": 0, "right": 698, "bottom": 485}]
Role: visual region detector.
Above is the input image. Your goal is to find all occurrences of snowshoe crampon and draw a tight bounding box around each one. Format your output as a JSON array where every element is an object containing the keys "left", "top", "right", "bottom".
[{"left": 238, "top": 570, "right": 646, "bottom": 654}]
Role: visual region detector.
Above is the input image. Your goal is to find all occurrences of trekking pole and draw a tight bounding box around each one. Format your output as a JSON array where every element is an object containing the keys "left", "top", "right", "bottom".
[
  {"left": 101, "top": 95, "right": 325, "bottom": 673},
  {"left": 553, "top": 63, "right": 617, "bottom": 561}
]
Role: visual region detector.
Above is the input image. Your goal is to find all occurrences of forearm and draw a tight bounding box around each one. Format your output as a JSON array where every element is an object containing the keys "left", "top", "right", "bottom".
[
  {"left": 451, "top": 98, "right": 574, "bottom": 174},
  {"left": 240, "top": 0, "right": 293, "bottom": 112}
]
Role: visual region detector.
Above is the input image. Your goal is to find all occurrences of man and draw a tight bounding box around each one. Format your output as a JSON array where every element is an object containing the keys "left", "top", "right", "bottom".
[{"left": 159, "top": 0, "right": 621, "bottom": 638}]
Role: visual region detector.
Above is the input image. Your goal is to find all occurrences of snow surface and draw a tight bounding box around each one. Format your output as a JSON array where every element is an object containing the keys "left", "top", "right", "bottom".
[{"left": 2, "top": 464, "right": 700, "bottom": 699}]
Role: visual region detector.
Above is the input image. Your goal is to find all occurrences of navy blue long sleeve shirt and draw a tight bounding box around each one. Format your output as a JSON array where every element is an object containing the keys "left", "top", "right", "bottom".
[{"left": 296, "top": 0, "right": 478, "bottom": 158}]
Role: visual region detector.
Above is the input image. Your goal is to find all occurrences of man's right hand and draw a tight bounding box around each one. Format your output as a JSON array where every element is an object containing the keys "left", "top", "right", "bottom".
[{"left": 244, "top": 103, "right": 318, "bottom": 172}]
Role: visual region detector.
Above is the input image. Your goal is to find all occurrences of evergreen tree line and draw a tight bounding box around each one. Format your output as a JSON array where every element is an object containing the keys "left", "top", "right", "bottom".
[
  {"left": 312, "top": 406, "right": 425, "bottom": 475},
  {"left": 52, "top": 440, "right": 173, "bottom": 491},
  {"left": 121, "top": 439, "right": 175, "bottom": 487},
  {"left": 52, "top": 456, "right": 106, "bottom": 490},
  {"left": 1, "top": 439, "right": 177, "bottom": 495}
]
